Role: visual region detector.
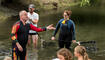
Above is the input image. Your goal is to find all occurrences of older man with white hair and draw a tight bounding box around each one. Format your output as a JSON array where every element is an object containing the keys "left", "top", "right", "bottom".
[{"left": 10, "top": 10, "right": 55, "bottom": 60}]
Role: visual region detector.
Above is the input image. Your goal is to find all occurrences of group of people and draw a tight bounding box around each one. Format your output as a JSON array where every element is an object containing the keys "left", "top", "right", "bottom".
[
  {"left": 56, "top": 46, "right": 91, "bottom": 60},
  {"left": 4, "top": 46, "right": 91, "bottom": 60},
  {"left": 9, "top": 3, "right": 83, "bottom": 60},
  {"left": 10, "top": 4, "right": 55, "bottom": 60}
]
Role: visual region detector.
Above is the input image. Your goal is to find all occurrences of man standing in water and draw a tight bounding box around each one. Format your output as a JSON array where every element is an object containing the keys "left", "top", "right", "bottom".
[
  {"left": 27, "top": 4, "right": 39, "bottom": 48},
  {"left": 10, "top": 10, "right": 55, "bottom": 60}
]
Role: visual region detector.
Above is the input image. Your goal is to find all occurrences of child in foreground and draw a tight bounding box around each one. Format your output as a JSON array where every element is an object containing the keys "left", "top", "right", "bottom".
[
  {"left": 74, "top": 46, "right": 91, "bottom": 60},
  {"left": 54, "top": 48, "right": 73, "bottom": 60}
]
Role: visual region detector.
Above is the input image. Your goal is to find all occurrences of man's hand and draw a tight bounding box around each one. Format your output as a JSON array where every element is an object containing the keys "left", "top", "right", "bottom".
[
  {"left": 29, "top": 19, "right": 38, "bottom": 24},
  {"left": 33, "top": 19, "right": 38, "bottom": 24},
  {"left": 72, "top": 40, "right": 80, "bottom": 45},
  {"left": 72, "top": 40, "right": 76, "bottom": 43},
  {"left": 16, "top": 43, "right": 23, "bottom": 52},
  {"left": 76, "top": 41, "right": 80, "bottom": 45},
  {"left": 29, "top": 19, "right": 32, "bottom": 22},
  {"left": 51, "top": 36, "right": 55, "bottom": 40},
  {"left": 46, "top": 24, "right": 55, "bottom": 30}
]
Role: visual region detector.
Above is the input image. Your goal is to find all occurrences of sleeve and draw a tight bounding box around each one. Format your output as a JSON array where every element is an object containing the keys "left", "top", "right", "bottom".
[
  {"left": 10, "top": 24, "right": 19, "bottom": 43},
  {"left": 71, "top": 21, "right": 76, "bottom": 40},
  {"left": 33, "top": 13, "right": 39, "bottom": 20},
  {"left": 37, "top": 14, "right": 39, "bottom": 20},
  {"left": 53, "top": 21, "right": 60, "bottom": 37},
  {"left": 30, "top": 24, "right": 46, "bottom": 32}
]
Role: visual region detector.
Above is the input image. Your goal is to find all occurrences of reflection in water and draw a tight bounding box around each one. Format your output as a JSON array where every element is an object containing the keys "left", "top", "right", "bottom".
[
  {"left": 27, "top": 47, "right": 38, "bottom": 60},
  {"left": 0, "top": 7, "right": 105, "bottom": 60}
]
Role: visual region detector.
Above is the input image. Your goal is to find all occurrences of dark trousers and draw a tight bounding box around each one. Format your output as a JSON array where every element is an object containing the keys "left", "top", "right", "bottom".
[
  {"left": 58, "top": 40, "right": 72, "bottom": 49},
  {"left": 12, "top": 46, "right": 26, "bottom": 60},
  {"left": 58, "top": 33, "right": 72, "bottom": 49}
]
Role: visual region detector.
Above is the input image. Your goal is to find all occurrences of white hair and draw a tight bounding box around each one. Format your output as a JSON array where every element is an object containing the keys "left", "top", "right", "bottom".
[{"left": 19, "top": 10, "right": 27, "bottom": 17}]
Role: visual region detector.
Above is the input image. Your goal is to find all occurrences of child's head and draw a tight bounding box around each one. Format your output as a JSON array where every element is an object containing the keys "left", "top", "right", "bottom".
[
  {"left": 74, "top": 46, "right": 90, "bottom": 60},
  {"left": 4, "top": 56, "right": 12, "bottom": 60},
  {"left": 57, "top": 48, "right": 72, "bottom": 60}
]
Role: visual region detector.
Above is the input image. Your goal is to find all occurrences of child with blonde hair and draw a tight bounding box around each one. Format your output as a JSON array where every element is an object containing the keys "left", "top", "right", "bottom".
[{"left": 74, "top": 46, "right": 91, "bottom": 60}]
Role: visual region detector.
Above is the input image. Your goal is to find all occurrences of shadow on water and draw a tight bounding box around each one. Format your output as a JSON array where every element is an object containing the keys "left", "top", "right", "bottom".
[{"left": 0, "top": 7, "right": 105, "bottom": 60}]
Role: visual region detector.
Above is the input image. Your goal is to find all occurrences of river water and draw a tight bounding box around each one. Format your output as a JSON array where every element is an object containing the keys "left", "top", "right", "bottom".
[{"left": 0, "top": 7, "right": 105, "bottom": 60}]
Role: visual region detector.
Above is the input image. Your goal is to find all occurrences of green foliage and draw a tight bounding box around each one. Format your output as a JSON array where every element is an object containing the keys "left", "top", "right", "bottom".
[
  {"left": 89, "top": 0, "right": 103, "bottom": 7},
  {"left": 80, "top": 0, "right": 105, "bottom": 7},
  {"left": 80, "top": 0, "right": 90, "bottom": 7}
]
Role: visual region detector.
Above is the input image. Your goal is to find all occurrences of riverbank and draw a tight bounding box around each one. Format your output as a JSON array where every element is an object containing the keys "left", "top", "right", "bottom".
[
  {"left": 0, "top": 0, "right": 80, "bottom": 22},
  {"left": 0, "top": 6, "right": 18, "bottom": 22}
]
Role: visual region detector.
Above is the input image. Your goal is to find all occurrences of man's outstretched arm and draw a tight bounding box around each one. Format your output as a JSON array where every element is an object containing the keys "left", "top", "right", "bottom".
[{"left": 30, "top": 24, "right": 55, "bottom": 32}]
